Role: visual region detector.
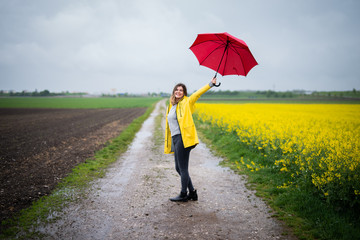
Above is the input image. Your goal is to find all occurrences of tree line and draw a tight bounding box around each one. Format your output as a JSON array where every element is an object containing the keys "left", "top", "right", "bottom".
[
  {"left": 201, "top": 89, "right": 360, "bottom": 99},
  {"left": 0, "top": 90, "right": 87, "bottom": 97}
]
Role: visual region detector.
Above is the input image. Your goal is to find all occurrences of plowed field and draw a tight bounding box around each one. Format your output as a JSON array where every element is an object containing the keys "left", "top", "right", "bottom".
[{"left": 0, "top": 108, "right": 146, "bottom": 223}]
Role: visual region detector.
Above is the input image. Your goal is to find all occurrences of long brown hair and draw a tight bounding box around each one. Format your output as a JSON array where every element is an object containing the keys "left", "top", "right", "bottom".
[{"left": 170, "top": 83, "right": 187, "bottom": 105}]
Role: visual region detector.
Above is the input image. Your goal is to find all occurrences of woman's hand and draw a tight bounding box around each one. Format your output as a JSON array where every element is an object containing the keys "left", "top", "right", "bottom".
[{"left": 211, "top": 77, "right": 217, "bottom": 85}]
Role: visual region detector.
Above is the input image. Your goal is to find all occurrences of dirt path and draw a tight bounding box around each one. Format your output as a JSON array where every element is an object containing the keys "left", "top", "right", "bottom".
[{"left": 40, "top": 100, "right": 296, "bottom": 239}]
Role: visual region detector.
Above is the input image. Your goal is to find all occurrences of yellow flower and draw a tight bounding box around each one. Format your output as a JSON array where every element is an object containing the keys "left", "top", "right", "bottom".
[{"left": 280, "top": 167, "right": 288, "bottom": 172}]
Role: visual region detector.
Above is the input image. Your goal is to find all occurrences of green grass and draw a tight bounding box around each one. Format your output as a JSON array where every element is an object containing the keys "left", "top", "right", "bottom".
[
  {"left": 0, "top": 101, "right": 158, "bottom": 239},
  {"left": 194, "top": 116, "right": 360, "bottom": 240},
  {"left": 0, "top": 97, "right": 162, "bottom": 108},
  {"left": 153, "top": 105, "right": 165, "bottom": 149}
]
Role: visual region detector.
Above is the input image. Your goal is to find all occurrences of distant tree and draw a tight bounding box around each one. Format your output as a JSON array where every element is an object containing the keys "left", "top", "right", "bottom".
[
  {"left": 39, "top": 90, "right": 50, "bottom": 96},
  {"left": 281, "top": 92, "right": 293, "bottom": 98},
  {"left": 21, "top": 91, "right": 25, "bottom": 96},
  {"left": 312, "top": 91, "right": 319, "bottom": 97},
  {"left": 266, "top": 90, "right": 271, "bottom": 98},
  {"left": 266, "top": 90, "right": 277, "bottom": 98}
]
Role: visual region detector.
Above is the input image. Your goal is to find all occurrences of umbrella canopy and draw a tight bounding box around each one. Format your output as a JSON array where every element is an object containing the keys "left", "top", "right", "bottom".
[{"left": 189, "top": 32, "right": 258, "bottom": 78}]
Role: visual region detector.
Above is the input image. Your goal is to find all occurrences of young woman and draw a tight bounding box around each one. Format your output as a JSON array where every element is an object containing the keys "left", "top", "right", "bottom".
[{"left": 164, "top": 77, "right": 217, "bottom": 202}]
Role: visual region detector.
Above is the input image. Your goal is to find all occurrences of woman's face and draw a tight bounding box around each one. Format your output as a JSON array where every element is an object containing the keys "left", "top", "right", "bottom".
[{"left": 174, "top": 86, "right": 184, "bottom": 100}]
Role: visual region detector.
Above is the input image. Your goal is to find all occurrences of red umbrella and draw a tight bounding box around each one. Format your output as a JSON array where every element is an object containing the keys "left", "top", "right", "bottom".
[{"left": 190, "top": 32, "right": 258, "bottom": 86}]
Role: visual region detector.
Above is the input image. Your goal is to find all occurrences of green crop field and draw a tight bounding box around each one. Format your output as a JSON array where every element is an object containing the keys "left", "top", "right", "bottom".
[{"left": 0, "top": 97, "right": 162, "bottom": 109}]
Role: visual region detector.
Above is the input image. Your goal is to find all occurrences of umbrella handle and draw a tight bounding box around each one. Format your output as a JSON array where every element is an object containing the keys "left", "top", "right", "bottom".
[{"left": 213, "top": 72, "right": 221, "bottom": 87}]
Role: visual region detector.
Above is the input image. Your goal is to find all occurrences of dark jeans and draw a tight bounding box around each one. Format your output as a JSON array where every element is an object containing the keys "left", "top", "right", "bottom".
[{"left": 172, "top": 134, "right": 194, "bottom": 193}]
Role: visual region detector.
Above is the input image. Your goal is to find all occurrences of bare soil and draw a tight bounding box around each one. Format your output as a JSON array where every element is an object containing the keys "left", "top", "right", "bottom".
[
  {"left": 0, "top": 107, "right": 146, "bottom": 225},
  {"left": 39, "top": 100, "right": 297, "bottom": 239}
]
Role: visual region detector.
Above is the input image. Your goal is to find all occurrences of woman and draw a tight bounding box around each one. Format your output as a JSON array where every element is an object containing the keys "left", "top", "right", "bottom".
[{"left": 164, "top": 77, "right": 217, "bottom": 202}]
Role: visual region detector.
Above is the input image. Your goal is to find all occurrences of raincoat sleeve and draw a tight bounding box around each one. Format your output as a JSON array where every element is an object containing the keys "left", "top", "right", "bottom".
[{"left": 188, "top": 84, "right": 211, "bottom": 112}]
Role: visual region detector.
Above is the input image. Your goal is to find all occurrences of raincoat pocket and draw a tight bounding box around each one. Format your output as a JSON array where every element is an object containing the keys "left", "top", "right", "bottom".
[{"left": 183, "top": 125, "right": 196, "bottom": 142}]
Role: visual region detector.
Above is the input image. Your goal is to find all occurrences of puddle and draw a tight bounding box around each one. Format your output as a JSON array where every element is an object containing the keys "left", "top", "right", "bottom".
[{"left": 195, "top": 142, "right": 224, "bottom": 171}]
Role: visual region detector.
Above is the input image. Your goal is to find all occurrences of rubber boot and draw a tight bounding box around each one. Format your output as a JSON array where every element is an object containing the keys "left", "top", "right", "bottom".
[
  {"left": 187, "top": 189, "right": 198, "bottom": 201},
  {"left": 170, "top": 191, "right": 188, "bottom": 202}
]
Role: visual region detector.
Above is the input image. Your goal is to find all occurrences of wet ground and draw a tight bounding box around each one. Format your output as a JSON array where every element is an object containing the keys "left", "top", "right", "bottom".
[{"left": 40, "top": 100, "right": 297, "bottom": 239}]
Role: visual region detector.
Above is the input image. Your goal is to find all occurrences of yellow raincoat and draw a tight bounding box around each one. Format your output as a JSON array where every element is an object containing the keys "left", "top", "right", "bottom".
[{"left": 164, "top": 84, "right": 211, "bottom": 154}]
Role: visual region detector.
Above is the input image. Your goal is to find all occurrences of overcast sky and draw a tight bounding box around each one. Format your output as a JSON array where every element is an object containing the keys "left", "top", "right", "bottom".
[{"left": 1, "top": 0, "right": 359, "bottom": 94}]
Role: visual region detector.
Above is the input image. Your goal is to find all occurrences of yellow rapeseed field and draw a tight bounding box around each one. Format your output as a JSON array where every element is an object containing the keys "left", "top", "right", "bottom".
[{"left": 195, "top": 103, "right": 360, "bottom": 203}]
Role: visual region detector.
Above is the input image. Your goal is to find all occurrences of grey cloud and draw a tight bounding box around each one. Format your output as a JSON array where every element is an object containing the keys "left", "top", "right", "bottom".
[{"left": 0, "top": 0, "right": 359, "bottom": 93}]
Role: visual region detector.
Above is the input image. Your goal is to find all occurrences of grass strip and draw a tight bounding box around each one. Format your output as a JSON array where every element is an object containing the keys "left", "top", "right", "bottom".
[
  {"left": 0, "top": 101, "right": 159, "bottom": 239},
  {"left": 194, "top": 116, "right": 360, "bottom": 240},
  {"left": 152, "top": 104, "right": 165, "bottom": 149}
]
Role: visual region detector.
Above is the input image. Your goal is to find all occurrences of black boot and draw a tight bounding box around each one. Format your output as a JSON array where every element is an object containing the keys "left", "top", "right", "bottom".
[
  {"left": 170, "top": 191, "right": 188, "bottom": 202},
  {"left": 187, "top": 189, "right": 198, "bottom": 201}
]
